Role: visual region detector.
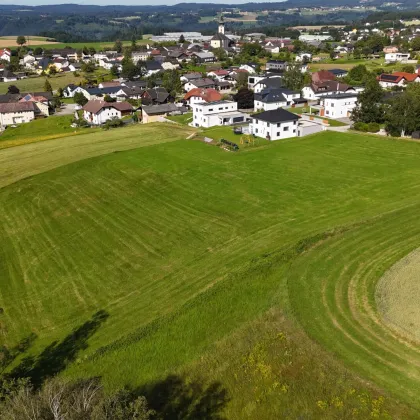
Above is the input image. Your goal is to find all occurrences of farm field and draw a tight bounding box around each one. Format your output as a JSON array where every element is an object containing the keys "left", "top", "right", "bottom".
[
  {"left": 0, "top": 36, "right": 58, "bottom": 48},
  {"left": 0, "top": 37, "right": 150, "bottom": 49},
  {"left": 2, "top": 128, "right": 420, "bottom": 417}
]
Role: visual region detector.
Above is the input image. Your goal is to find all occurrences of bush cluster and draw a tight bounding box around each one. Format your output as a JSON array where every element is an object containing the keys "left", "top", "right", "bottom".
[{"left": 353, "top": 122, "right": 380, "bottom": 133}]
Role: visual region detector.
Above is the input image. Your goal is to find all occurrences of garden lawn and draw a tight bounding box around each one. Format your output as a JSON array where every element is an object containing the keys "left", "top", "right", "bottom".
[{"left": 1, "top": 129, "right": 420, "bottom": 417}]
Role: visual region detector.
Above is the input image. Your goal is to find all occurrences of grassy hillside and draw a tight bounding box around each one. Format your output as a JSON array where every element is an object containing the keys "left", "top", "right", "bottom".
[{"left": 1, "top": 129, "right": 420, "bottom": 417}]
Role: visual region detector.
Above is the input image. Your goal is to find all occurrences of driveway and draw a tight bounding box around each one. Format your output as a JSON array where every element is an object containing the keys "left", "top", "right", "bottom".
[{"left": 54, "top": 103, "right": 77, "bottom": 116}]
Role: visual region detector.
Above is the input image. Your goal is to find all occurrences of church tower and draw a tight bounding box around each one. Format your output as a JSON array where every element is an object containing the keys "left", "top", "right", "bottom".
[{"left": 218, "top": 14, "right": 225, "bottom": 35}]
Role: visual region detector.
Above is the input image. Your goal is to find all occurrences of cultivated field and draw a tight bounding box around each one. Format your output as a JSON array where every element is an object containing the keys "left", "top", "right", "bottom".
[
  {"left": 2, "top": 127, "right": 420, "bottom": 417},
  {"left": 0, "top": 36, "right": 59, "bottom": 48}
]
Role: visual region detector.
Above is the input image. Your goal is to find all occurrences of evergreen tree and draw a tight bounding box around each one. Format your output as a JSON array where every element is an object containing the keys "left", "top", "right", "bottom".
[{"left": 44, "top": 79, "right": 53, "bottom": 93}]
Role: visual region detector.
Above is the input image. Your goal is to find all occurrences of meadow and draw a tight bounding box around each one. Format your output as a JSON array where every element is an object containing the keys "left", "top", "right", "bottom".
[{"left": 1, "top": 125, "right": 420, "bottom": 417}]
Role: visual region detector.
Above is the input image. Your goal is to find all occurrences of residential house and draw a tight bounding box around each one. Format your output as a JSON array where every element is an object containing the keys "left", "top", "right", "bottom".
[
  {"left": 140, "top": 88, "right": 170, "bottom": 106},
  {"left": 184, "top": 78, "right": 216, "bottom": 92},
  {"left": 319, "top": 93, "right": 358, "bottom": 119},
  {"left": 142, "top": 103, "right": 186, "bottom": 124},
  {"left": 253, "top": 76, "right": 284, "bottom": 94},
  {"left": 265, "top": 60, "right": 287, "bottom": 72},
  {"left": 0, "top": 48, "right": 11, "bottom": 62},
  {"left": 19, "top": 92, "right": 52, "bottom": 117},
  {"left": 132, "top": 50, "right": 150, "bottom": 64},
  {"left": 82, "top": 100, "right": 133, "bottom": 125},
  {"left": 183, "top": 88, "right": 222, "bottom": 107},
  {"left": 385, "top": 52, "right": 410, "bottom": 63},
  {"left": 302, "top": 81, "right": 355, "bottom": 100},
  {"left": 207, "top": 69, "right": 230, "bottom": 82},
  {"left": 329, "top": 68, "right": 348, "bottom": 78},
  {"left": 1, "top": 70, "right": 18, "bottom": 82},
  {"left": 295, "top": 52, "right": 312, "bottom": 62},
  {"left": 192, "top": 100, "right": 250, "bottom": 128},
  {"left": 192, "top": 52, "right": 215, "bottom": 63},
  {"left": 377, "top": 72, "right": 420, "bottom": 88},
  {"left": 254, "top": 88, "right": 301, "bottom": 111},
  {"left": 162, "top": 59, "right": 180, "bottom": 70},
  {"left": 180, "top": 72, "right": 203, "bottom": 84},
  {"left": 239, "top": 63, "right": 257, "bottom": 74},
  {"left": 144, "top": 60, "right": 163, "bottom": 77},
  {"left": 312, "top": 70, "right": 335, "bottom": 84},
  {"left": 250, "top": 108, "right": 300, "bottom": 140},
  {"left": 0, "top": 102, "right": 35, "bottom": 126},
  {"left": 98, "top": 81, "right": 122, "bottom": 89}
]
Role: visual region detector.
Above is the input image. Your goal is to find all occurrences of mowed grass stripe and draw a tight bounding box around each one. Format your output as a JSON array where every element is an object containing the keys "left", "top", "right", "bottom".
[
  {"left": 289, "top": 206, "right": 420, "bottom": 407},
  {"left": 2, "top": 130, "right": 420, "bottom": 412}
]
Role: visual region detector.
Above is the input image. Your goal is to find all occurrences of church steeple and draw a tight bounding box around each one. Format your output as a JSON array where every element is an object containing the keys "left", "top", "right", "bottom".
[{"left": 218, "top": 12, "right": 225, "bottom": 35}]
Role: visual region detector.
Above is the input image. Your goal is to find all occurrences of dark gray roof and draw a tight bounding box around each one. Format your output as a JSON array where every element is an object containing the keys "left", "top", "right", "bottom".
[
  {"left": 253, "top": 108, "right": 299, "bottom": 123},
  {"left": 255, "top": 88, "right": 297, "bottom": 104},
  {"left": 255, "top": 77, "right": 284, "bottom": 89},
  {"left": 329, "top": 68, "right": 348, "bottom": 76},
  {"left": 146, "top": 61, "right": 163, "bottom": 71},
  {"left": 142, "top": 103, "right": 179, "bottom": 115}
]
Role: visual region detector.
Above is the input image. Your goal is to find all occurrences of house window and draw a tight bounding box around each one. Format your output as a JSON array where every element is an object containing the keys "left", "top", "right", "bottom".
[
  {"left": 277, "top": 132, "right": 280, "bottom": 136},
  {"left": 255, "top": 128, "right": 258, "bottom": 133},
  {"left": 283, "top": 126, "right": 289, "bottom": 131},
  {"left": 267, "top": 122, "right": 270, "bottom": 127},
  {"left": 277, "top": 123, "right": 280, "bottom": 127},
  {"left": 208, "top": 108, "right": 213, "bottom": 111}
]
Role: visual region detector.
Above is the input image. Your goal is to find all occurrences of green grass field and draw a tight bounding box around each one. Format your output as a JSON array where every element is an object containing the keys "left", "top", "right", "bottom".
[
  {"left": 0, "top": 69, "right": 111, "bottom": 95},
  {"left": 0, "top": 115, "right": 100, "bottom": 149},
  {"left": 2, "top": 126, "right": 420, "bottom": 417}
]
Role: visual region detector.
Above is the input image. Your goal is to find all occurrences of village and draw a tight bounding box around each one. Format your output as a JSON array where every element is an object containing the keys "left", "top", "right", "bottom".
[{"left": 2, "top": 15, "right": 420, "bottom": 140}]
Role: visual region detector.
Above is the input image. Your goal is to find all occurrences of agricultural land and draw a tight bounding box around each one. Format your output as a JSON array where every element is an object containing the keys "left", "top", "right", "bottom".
[{"left": 1, "top": 124, "right": 420, "bottom": 417}]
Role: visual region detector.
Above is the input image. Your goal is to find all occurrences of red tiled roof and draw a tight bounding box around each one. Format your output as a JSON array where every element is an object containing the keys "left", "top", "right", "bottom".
[
  {"left": 211, "top": 70, "right": 229, "bottom": 76},
  {"left": 312, "top": 70, "right": 335, "bottom": 84},
  {"left": 0, "top": 48, "right": 11, "bottom": 56},
  {"left": 184, "top": 88, "right": 222, "bottom": 103},
  {"left": 392, "top": 72, "right": 419, "bottom": 82}
]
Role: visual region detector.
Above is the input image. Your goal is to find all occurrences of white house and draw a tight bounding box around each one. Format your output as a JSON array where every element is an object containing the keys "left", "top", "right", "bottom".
[
  {"left": 250, "top": 108, "right": 300, "bottom": 140},
  {"left": 192, "top": 100, "right": 249, "bottom": 128},
  {"left": 239, "top": 64, "right": 257, "bottom": 74},
  {"left": 183, "top": 88, "right": 222, "bottom": 107},
  {"left": 254, "top": 88, "right": 301, "bottom": 112},
  {"left": 184, "top": 78, "right": 216, "bottom": 92},
  {"left": 0, "top": 48, "right": 11, "bottom": 62},
  {"left": 319, "top": 93, "right": 358, "bottom": 119},
  {"left": 385, "top": 52, "right": 410, "bottom": 63},
  {"left": 82, "top": 100, "right": 133, "bottom": 125},
  {"left": 295, "top": 52, "right": 312, "bottom": 62},
  {"left": 132, "top": 51, "right": 150, "bottom": 63},
  {"left": 0, "top": 102, "right": 35, "bottom": 126},
  {"left": 302, "top": 82, "right": 355, "bottom": 100}
]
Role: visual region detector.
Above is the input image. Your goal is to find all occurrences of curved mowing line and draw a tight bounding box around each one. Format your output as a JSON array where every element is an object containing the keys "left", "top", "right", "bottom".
[{"left": 288, "top": 204, "right": 420, "bottom": 410}]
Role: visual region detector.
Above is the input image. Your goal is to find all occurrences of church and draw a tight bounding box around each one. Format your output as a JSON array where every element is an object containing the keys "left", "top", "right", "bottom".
[{"left": 210, "top": 15, "right": 234, "bottom": 50}]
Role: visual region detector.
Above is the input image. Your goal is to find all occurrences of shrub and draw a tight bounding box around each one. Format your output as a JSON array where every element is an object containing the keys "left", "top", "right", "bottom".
[
  {"left": 367, "top": 122, "right": 380, "bottom": 133},
  {"left": 104, "top": 117, "right": 124, "bottom": 130},
  {"left": 353, "top": 122, "right": 368, "bottom": 132}
]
